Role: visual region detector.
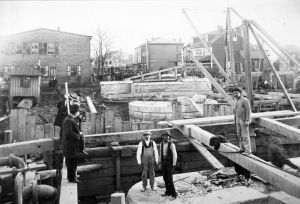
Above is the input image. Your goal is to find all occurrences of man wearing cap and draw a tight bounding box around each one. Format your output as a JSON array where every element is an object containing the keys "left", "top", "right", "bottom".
[
  {"left": 160, "top": 130, "right": 177, "bottom": 200},
  {"left": 62, "top": 103, "right": 84, "bottom": 183},
  {"left": 136, "top": 130, "right": 159, "bottom": 191},
  {"left": 232, "top": 87, "right": 252, "bottom": 154}
]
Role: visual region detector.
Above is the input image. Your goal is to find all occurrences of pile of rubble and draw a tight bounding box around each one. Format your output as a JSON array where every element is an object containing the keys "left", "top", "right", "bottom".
[{"left": 157, "top": 168, "right": 264, "bottom": 201}]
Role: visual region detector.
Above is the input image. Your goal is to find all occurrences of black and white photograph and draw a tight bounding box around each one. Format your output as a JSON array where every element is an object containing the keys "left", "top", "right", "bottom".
[{"left": 0, "top": 0, "right": 300, "bottom": 203}]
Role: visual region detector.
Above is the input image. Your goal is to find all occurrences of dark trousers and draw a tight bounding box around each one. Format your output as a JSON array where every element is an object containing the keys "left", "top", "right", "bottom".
[
  {"left": 66, "top": 157, "right": 77, "bottom": 181},
  {"left": 162, "top": 160, "right": 177, "bottom": 197}
]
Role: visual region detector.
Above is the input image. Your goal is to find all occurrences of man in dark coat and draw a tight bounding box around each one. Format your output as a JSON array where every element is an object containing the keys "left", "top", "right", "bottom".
[
  {"left": 62, "top": 103, "right": 83, "bottom": 183},
  {"left": 160, "top": 130, "right": 178, "bottom": 200}
]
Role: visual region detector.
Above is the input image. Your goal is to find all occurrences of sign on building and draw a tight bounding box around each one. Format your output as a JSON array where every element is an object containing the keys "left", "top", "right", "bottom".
[{"left": 190, "top": 47, "right": 211, "bottom": 57}]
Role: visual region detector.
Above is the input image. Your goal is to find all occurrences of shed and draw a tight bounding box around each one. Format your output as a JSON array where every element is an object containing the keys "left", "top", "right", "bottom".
[{"left": 8, "top": 66, "right": 42, "bottom": 107}]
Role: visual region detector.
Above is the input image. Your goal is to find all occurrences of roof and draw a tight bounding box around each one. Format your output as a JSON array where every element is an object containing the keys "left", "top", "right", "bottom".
[
  {"left": 9, "top": 66, "right": 43, "bottom": 76},
  {"left": 1, "top": 28, "right": 92, "bottom": 39},
  {"left": 136, "top": 38, "right": 183, "bottom": 48},
  {"left": 148, "top": 38, "right": 182, "bottom": 44}
]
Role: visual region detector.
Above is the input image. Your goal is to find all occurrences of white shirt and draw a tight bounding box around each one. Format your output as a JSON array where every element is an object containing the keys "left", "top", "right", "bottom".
[{"left": 136, "top": 139, "right": 159, "bottom": 164}]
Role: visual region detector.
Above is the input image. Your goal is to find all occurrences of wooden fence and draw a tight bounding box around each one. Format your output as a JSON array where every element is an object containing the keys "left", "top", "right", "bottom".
[
  {"left": 9, "top": 109, "right": 60, "bottom": 142},
  {"left": 82, "top": 109, "right": 157, "bottom": 135}
]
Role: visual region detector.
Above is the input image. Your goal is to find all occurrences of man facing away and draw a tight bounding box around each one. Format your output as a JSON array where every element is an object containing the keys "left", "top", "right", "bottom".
[
  {"left": 160, "top": 130, "right": 177, "bottom": 200},
  {"left": 136, "top": 130, "right": 159, "bottom": 192},
  {"left": 233, "top": 87, "right": 252, "bottom": 154},
  {"left": 62, "top": 103, "right": 83, "bottom": 183}
]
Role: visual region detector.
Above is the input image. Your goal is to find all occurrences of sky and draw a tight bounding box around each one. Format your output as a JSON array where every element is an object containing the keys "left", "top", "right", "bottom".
[{"left": 0, "top": 0, "right": 300, "bottom": 55}]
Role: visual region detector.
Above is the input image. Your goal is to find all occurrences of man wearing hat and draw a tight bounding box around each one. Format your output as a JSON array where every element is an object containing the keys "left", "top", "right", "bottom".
[
  {"left": 160, "top": 130, "right": 177, "bottom": 200},
  {"left": 62, "top": 103, "right": 84, "bottom": 183},
  {"left": 232, "top": 87, "right": 252, "bottom": 154},
  {"left": 136, "top": 130, "right": 159, "bottom": 191}
]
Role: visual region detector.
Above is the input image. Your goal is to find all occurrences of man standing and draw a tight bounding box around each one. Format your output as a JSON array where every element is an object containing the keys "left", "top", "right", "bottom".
[
  {"left": 160, "top": 130, "right": 177, "bottom": 200},
  {"left": 62, "top": 103, "right": 83, "bottom": 183},
  {"left": 136, "top": 130, "right": 159, "bottom": 192},
  {"left": 233, "top": 87, "right": 252, "bottom": 154}
]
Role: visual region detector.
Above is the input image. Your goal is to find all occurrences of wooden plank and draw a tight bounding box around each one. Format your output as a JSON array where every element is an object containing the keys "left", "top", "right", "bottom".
[
  {"left": 9, "top": 109, "right": 18, "bottom": 142},
  {"left": 122, "top": 121, "right": 131, "bottom": 132},
  {"left": 131, "top": 123, "right": 139, "bottom": 131},
  {"left": 81, "top": 113, "right": 91, "bottom": 135},
  {"left": 170, "top": 110, "right": 299, "bottom": 126},
  {"left": 177, "top": 124, "right": 300, "bottom": 199},
  {"left": 35, "top": 125, "right": 45, "bottom": 139},
  {"left": 44, "top": 123, "right": 54, "bottom": 138},
  {"left": 18, "top": 109, "right": 27, "bottom": 141},
  {"left": 113, "top": 117, "right": 122, "bottom": 133},
  {"left": 0, "top": 138, "right": 56, "bottom": 157},
  {"left": 189, "top": 139, "right": 224, "bottom": 170},
  {"left": 95, "top": 113, "right": 102, "bottom": 133},
  {"left": 105, "top": 110, "right": 114, "bottom": 131},
  {"left": 253, "top": 117, "right": 300, "bottom": 142},
  {"left": 115, "top": 151, "right": 121, "bottom": 191},
  {"left": 86, "top": 96, "right": 97, "bottom": 114},
  {"left": 26, "top": 112, "right": 36, "bottom": 141},
  {"left": 60, "top": 160, "right": 78, "bottom": 204},
  {"left": 85, "top": 128, "right": 175, "bottom": 143},
  {"left": 276, "top": 116, "right": 300, "bottom": 127},
  {"left": 89, "top": 113, "right": 96, "bottom": 134}
]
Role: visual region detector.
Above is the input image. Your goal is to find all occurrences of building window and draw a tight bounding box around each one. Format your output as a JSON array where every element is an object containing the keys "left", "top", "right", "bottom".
[
  {"left": 40, "top": 66, "right": 49, "bottom": 76},
  {"left": 16, "top": 43, "right": 22, "bottom": 54},
  {"left": 67, "top": 65, "right": 81, "bottom": 76},
  {"left": 49, "top": 67, "right": 56, "bottom": 77},
  {"left": 48, "top": 43, "right": 55, "bottom": 54},
  {"left": 31, "top": 42, "right": 39, "bottom": 54},
  {"left": 20, "top": 77, "right": 30, "bottom": 88}
]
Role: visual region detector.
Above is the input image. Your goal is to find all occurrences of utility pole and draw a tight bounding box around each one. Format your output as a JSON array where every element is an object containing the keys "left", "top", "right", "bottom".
[
  {"left": 227, "top": 8, "right": 236, "bottom": 84},
  {"left": 242, "top": 20, "right": 253, "bottom": 109},
  {"left": 145, "top": 40, "right": 150, "bottom": 71}
]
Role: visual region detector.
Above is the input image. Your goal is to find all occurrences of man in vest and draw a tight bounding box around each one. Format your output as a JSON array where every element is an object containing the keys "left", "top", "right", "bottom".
[
  {"left": 136, "top": 130, "right": 159, "bottom": 192},
  {"left": 160, "top": 130, "right": 177, "bottom": 200},
  {"left": 233, "top": 87, "right": 252, "bottom": 154}
]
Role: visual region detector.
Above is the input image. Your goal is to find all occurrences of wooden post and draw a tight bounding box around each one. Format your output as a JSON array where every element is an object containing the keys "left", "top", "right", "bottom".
[
  {"left": 115, "top": 151, "right": 121, "bottom": 191},
  {"left": 158, "top": 72, "right": 162, "bottom": 80},
  {"left": 174, "top": 67, "right": 178, "bottom": 79},
  {"left": 4, "top": 130, "right": 12, "bottom": 144},
  {"left": 242, "top": 20, "right": 253, "bottom": 109},
  {"left": 172, "top": 101, "right": 182, "bottom": 120},
  {"left": 227, "top": 7, "right": 236, "bottom": 83},
  {"left": 111, "top": 192, "right": 125, "bottom": 204},
  {"left": 249, "top": 23, "right": 297, "bottom": 111}
]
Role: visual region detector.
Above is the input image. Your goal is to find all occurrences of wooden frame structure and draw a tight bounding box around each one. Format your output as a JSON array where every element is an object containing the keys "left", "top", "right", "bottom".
[{"left": 170, "top": 110, "right": 300, "bottom": 199}]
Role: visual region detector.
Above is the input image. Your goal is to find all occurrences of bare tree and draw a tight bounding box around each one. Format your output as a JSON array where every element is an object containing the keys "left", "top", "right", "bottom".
[{"left": 92, "top": 27, "right": 113, "bottom": 75}]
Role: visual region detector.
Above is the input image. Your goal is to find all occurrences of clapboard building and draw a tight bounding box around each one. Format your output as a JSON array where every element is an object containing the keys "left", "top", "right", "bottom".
[
  {"left": 8, "top": 66, "right": 42, "bottom": 107},
  {"left": 0, "top": 28, "right": 92, "bottom": 86}
]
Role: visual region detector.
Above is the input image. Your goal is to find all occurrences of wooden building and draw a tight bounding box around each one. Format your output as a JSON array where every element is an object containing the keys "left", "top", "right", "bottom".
[
  {"left": 0, "top": 28, "right": 92, "bottom": 86},
  {"left": 8, "top": 66, "right": 42, "bottom": 107}
]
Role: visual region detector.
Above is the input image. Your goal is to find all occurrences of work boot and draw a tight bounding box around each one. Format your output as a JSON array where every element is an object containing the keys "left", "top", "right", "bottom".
[
  {"left": 170, "top": 196, "right": 177, "bottom": 201},
  {"left": 161, "top": 193, "right": 169, "bottom": 197},
  {"left": 141, "top": 187, "right": 146, "bottom": 192},
  {"left": 151, "top": 186, "right": 156, "bottom": 191}
]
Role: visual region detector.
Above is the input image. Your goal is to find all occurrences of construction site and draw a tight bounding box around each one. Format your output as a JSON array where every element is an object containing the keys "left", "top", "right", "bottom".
[{"left": 1, "top": 5, "right": 300, "bottom": 204}]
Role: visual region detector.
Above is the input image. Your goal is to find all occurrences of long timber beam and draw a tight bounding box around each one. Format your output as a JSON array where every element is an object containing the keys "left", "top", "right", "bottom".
[
  {"left": 0, "top": 138, "right": 57, "bottom": 157},
  {"left": 170, "top": 110, "right": 300, "bottom": 126},
  {"left": 253, "top": 117, "right": 300, "bottom": 142},
  {"left": 176, "top": 124, "right": 300, "bottom": 199}
]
